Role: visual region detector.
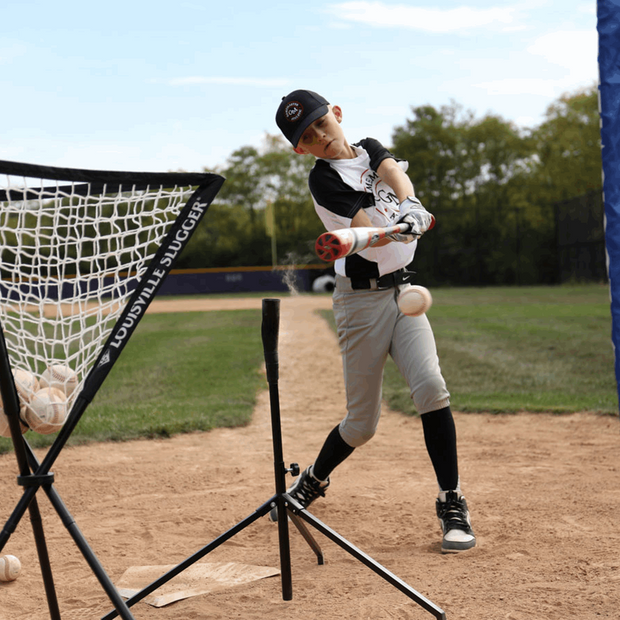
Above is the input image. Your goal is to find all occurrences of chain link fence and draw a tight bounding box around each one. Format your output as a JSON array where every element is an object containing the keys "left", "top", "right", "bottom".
[
  {"left": 555, "top": 190, "right": 607, "bottom": 283},
  {"left": 411, "top": 190, "right": 606, "bottom": 287}
]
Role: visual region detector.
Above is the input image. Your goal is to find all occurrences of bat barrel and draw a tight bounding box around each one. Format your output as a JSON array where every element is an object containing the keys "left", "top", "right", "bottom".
[
  {"left": 315, "top": 230, "right": 357, "bottom": 262},
  {"left": 315, "top": 232, "right": 343, "bottom": 262}
]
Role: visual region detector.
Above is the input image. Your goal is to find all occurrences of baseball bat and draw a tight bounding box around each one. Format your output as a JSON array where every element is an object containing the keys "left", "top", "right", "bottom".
[{"left": 315, "top": 223, "right": 411, "bottom": 262}]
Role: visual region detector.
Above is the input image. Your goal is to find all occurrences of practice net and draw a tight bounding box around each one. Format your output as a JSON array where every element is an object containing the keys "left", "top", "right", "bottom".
[{"left": 0, "top": 159, "right": 224, "bottom": 436}]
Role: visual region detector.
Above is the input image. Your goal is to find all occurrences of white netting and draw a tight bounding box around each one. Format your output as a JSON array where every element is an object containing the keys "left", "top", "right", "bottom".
[{"left": 0, "top": 174, "right": 197, "bottom": 416}]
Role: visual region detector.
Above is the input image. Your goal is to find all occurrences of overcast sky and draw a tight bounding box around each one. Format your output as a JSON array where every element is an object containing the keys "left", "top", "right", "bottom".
[{"left": 0, "top": 0, "right": 598, "bottom": 173}]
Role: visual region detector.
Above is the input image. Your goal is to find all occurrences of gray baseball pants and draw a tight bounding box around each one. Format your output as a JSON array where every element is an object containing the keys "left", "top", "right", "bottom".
[{"left": 333, "top": 276, "right": 450, "bottom": 448}]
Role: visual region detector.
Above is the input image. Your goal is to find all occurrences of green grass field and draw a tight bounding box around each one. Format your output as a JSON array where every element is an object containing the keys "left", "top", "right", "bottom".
[
  {"left": 0, "top": 284, "right": 616, "bottom": 455},
  {"left": 383, "top": 284, "right": 617, "bottom": 415}
]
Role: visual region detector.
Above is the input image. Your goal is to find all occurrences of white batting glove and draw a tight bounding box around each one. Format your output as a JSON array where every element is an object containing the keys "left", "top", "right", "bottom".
[{"left": 396, "top": 196, "right": 435, "bottom": 236}]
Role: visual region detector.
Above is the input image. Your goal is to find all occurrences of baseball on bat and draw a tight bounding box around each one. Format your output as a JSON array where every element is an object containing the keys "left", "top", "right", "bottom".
[{"left": 315, "top": 223, "right": 411, "bottom": 262}]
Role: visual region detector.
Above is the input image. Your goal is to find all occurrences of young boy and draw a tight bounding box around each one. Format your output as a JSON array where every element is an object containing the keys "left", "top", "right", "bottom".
[{"left": 274, "top": 90, "right": 475, "bottom": 553}]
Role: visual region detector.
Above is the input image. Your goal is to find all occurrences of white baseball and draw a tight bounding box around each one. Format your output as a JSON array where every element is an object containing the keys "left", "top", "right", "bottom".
[
  {"left": 0, "top": 554, "right": 21, "bottom": 582},
  {"left": 23, "top": 388, "right": 68, "bottom": 435},
  {"left": 398, "top": 285, "right": 433, "bottom": 317},
  {"left": 13, "top": 368, "right": 40, "bottom": 403},
  {"left": 40, "top": 364, "right": 78, "bottom": 397},
  {"left": 0, "top": 402, "right": 29, "bottom": 438}
]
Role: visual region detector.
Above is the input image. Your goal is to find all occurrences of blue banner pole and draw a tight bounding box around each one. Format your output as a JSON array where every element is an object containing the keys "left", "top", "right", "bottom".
[{"left": 598, "top": 0, "right": 620, "bottom": 416}]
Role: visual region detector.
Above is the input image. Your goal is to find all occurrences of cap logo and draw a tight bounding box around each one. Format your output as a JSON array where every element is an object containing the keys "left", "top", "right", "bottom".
[{"left": 284, "top": 101, "right": 303, "bottom": 123}]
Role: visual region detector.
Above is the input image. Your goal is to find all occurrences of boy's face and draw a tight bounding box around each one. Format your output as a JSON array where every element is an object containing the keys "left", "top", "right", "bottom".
[{"left": 293, "top": 106, "right": 353, "bottom": 160}]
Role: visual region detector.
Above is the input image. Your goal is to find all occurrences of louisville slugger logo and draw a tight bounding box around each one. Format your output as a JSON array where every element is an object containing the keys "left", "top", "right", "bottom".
[
  {"left": 108, "top": 198, "right": 208, "bottom": 351},
  {"left": 159, "top": 200, "right": 208, "bottom": 268},
  {"left": 96, "top": 349, "right": 112, "bottom": 368},
  {"left": 108, "top": 268, "right": 167, "bottom": 350}
]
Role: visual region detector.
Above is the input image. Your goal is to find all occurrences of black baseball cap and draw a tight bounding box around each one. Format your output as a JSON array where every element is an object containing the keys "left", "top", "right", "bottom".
[{"left": 276, "top": 90, "right": 330, "bottom": 147}]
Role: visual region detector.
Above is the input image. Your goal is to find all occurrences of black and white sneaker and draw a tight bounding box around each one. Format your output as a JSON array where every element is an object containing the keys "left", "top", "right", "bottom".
[
  {"left": 269, "top": 466, "right": 330, "bottom": 522},
  {"left": 436, "top": 491, "right": 476, "bottom": 553}
]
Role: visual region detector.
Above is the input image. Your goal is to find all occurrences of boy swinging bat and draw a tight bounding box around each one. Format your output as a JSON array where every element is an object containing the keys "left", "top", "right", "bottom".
[{"left": 273, "top": 90, "right": 475, "bottom": 554}]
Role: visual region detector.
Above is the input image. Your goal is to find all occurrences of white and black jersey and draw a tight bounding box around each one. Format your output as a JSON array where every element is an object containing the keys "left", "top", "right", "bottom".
[{"left": 309, "top": 138, "right": 417, "bottom": 279}]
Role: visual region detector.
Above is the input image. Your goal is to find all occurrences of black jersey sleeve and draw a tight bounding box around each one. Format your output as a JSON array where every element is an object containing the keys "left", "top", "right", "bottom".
[
  {"left": 308, "top": 160, "right": 373, "bottom": 219},
  {"left": 356, "top": 137, "right": 396, "bottom": 171}
]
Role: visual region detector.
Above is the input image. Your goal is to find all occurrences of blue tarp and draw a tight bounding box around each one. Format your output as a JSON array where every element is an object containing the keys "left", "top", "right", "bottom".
[{"left": 598, "top": 0, "right": 620, "bottom": 412}]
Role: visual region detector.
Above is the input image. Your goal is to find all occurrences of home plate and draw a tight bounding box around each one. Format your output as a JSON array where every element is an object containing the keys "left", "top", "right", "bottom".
[{"left": 116, "top": 561, "right": 280, "bottom": 607}]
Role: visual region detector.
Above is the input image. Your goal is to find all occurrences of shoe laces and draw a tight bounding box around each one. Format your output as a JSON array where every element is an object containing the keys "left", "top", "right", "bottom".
[
  {"left": 290, "top": 471, "right": 328, "bottom": 507},
  {"left": 437, "top": 492, "right": 471, "bottom": 532}
]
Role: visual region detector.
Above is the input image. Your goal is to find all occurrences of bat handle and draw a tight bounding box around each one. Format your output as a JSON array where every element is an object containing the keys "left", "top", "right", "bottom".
[{"left": 261, "top": 298, "right": 280, "bottom": 383}]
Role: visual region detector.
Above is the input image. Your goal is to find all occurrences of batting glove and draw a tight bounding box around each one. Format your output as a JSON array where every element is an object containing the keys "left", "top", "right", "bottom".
[
  {"left": 397, "top": 196, "right": 435, "bottom": 236},
  {"left": 389, "top": 229, "right": 417, "bottom": 244}
]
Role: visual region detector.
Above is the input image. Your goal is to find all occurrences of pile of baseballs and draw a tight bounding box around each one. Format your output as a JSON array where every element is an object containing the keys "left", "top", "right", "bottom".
[
  {"left": 0, "top": 554, "right": 21, "bottom": 582},
  {"left": 0, "top": 364, "right": 78, "bottom": 437}
]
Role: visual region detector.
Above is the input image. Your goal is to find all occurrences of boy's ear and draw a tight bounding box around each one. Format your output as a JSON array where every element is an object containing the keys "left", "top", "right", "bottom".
[
  {"left": 332, "top": 105, "right": 343, "bottom": 123},
  {"left": 293, "top": 145, "right": 308, "bottom": 155}
]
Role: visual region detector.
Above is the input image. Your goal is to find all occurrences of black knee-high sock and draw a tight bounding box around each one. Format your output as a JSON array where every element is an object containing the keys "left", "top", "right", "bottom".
[
  {"left": 312, "top": 425, "right": 355, "bottom": 481},
  {"left": 421, "top": 406, "right": 459, "bottom": 492}
]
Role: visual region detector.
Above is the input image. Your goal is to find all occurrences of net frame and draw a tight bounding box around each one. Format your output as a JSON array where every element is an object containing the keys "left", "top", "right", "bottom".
[
  {"left": 0, "top": 160, "right": 220, "bottom": 417},
  {"left": 0, "top": 159, "right": 224, "bottom": 620}
]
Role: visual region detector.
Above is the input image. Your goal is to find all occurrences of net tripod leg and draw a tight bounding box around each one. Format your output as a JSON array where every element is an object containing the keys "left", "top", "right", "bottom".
[
  {"left": 0, "top": 485, "right": 62, "bottom": 620},
  {"left": 0, "top": 326, "right": 62, "bottom": 619},
  {"left": 0, "top": 466, "right": 61, "bottom": 620},
  {"left": 27, "top": 498, "right": 62, "bottom": 620},
  {"left": 41, "top": 484, "right": 136, "bottom": 620},
  {"left": 17, "top": 441, "right": 136, "bottom": 620}
]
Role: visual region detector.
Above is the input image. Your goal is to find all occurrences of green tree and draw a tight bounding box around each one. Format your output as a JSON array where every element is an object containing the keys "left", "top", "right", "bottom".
[
  {"left": 177, "top": 135, "right": 325, "bottom": 268},
  {"left": 391, "top": 102, "right": 537, "bottom": 284},
  {"left": 214, "top": 145, "right": 264, "bottom": 227},
  {"left": 392, "top": 102, "right": 533, "bottom": 212},
  {"left": 391, "top": 103, "right": 467, "bottom": 210},
  {"left": 530, "top": 85, "right": 602, "bottom": 204}
]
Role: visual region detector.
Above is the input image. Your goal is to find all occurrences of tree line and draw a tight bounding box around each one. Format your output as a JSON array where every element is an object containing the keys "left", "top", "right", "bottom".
[
  {"left": 4, "top": 86, "right": 600, "bottom": 286},
  {"left": 390, "top": 86, "right": 603, "bottom": 284}
]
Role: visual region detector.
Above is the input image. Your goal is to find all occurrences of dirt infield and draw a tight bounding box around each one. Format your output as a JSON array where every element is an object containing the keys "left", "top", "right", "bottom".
[{"left": 1, "top": 294, "right": 619, "bottom": 619}]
